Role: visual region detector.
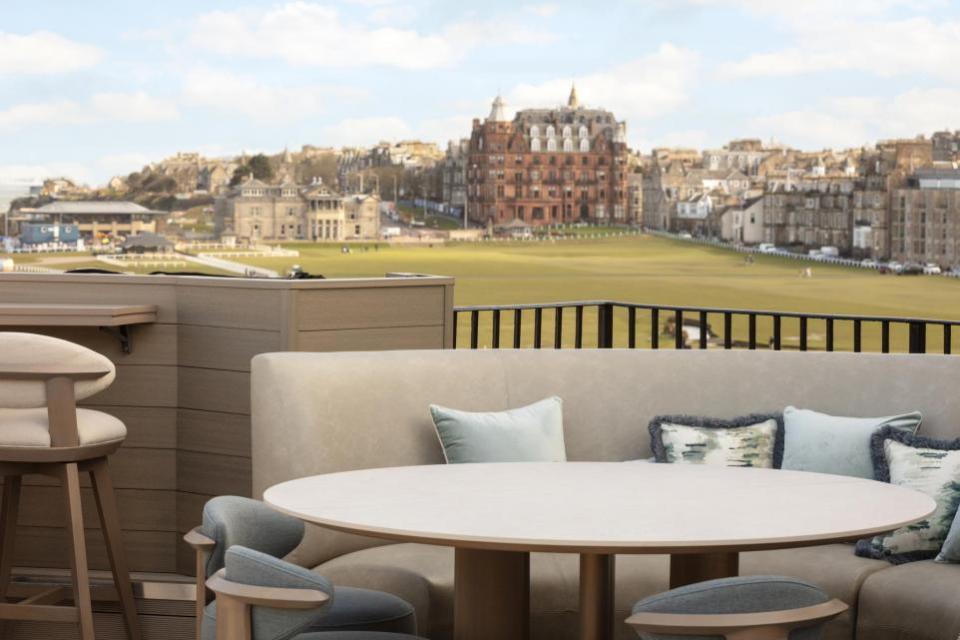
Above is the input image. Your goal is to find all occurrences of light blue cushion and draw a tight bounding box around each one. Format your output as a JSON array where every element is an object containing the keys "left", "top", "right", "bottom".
[
  {"left": 631, "top": 575, "right": 830, "bottom": 640},
  {"left": 429, "top": 396, "right": 566, "bottom": 463},
  {"left": 201, "top": 496, "right": 305, "bottom": 577},
  {"left": 936, "top": 506, "right": 960, "bottom": 563},
  {"left": 781, "top": 406, "right": 922, "bottom": 479},
  {"left": 202, "top": 546, "right": 334, "bottom": 640}
]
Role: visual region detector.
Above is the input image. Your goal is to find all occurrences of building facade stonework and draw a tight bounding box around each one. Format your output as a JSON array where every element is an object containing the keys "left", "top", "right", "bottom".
[
  {"left": 215, "top": 177, "right": 380, "bottom": 242},
  {"left": 466, "top": 87, "right": 629, "bottom": 227}
]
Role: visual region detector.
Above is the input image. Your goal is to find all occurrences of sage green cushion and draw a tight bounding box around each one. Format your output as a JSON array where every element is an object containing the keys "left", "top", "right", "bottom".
[
  {"left": 781, "top": 406, "right": 922, "bottom": 479},
  {"left": 429, "top": 396, "right": 566, "bottom": 463}
]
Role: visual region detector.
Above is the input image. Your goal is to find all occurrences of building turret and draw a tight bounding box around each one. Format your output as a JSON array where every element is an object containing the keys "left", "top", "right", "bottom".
[
  {"left": 488, "top": 95, "right": 509, "bottom": 122},
  {"left": 568, "top": 84, "right": 579, "bottom": 108}
]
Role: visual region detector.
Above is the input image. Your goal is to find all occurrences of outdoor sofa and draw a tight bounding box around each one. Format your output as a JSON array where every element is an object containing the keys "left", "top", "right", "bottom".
[{"left": 251, "top": 349, "right": 960, "bottom": 640}]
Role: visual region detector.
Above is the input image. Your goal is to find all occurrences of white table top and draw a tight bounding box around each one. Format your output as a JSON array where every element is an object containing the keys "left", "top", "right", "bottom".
[{"left": 264, "top": 462, "right": 936, "bottom": 554}]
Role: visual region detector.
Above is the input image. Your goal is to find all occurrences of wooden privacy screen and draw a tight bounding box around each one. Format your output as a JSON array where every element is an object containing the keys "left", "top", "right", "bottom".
[{"left": 0, "top": 272, "right": 454, "bottom": 576}]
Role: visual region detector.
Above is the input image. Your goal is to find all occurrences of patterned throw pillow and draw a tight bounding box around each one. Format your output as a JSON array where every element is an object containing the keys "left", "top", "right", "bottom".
[
  {"left": 856, "top": 427, "right": 960, "bottom": 564},
  {"left": 648, "top": 414, "right": 784, "bottom": 468}
]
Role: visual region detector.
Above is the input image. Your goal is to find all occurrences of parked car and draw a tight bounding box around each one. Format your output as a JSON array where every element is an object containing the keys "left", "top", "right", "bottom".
[
  {"left": 860, "top": 259, "right": 878, "bottom": 268},
  {"left": 757, "top": 243, "right": 778, "bottom": 254},
  {"left": 886, "top": 261, "right": 904, "bottom": 273},
  {"left": 923, "top": 263, "right": 942, "bottom": 275},
  {"left": 678, "top": 232, "right": 692, "bottom": 239},
  {"left": 900, "top": 263, "right": 923, "bottom": 275}
]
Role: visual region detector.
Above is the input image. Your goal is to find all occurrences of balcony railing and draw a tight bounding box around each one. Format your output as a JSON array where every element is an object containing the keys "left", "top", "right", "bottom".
[{"left": 452, "top": 301, "right": 959, "bottom": 354}]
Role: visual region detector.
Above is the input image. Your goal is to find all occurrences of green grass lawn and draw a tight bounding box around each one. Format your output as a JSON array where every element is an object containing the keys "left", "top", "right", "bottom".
[{"left": 234, "top": 235, "right": 960, "bottom": 352}]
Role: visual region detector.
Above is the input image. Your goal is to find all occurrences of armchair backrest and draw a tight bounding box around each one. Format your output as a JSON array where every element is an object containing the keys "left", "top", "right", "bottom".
[
  {"left": 0, "top": 332, "right": 115, "bottom": 408},
  {"left": 200, "top": 496, "right": 305, "bottom": 577}
]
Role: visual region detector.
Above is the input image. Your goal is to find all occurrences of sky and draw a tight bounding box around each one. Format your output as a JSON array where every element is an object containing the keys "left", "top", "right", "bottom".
[{"left": 1, "top": 0, "right": 960, "bottom": 186}]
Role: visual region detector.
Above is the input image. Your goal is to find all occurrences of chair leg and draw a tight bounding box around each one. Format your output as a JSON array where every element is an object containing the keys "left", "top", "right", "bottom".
[
  {"left": 60, "top": 463, "right": 95, "bottom": 640},
  {"left": 0, "top": 475, "right": 22, "bottom": 637},
  {"left": 0, "top": 475, "right": 22, "bottom": 601},
  {"left": 90, "top": 457, "right": 141, "bottom": 640}
]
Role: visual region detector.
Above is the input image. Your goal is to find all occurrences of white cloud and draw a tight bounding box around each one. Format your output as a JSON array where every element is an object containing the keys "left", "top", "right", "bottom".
[
  {"left": 190, "top": 3, "right": 452, "bottom": 69},
  {"left": 0, "top": 31, "right": 102, "bottom": 75},
  {"left": 523, "top": 4, "right": 560, "bottom": 17},
  {"left": 0, "top": 93, "right": 178, "bottom": 130},
  {"left": 722, "top": 11, "right": 960, "bottom": 80},
  {"left": 188, "top": 2, "right": 556, "bottom": 69},
  {"left": 509, "top": 44, "right": 699, "bottom": 120},
  {"left": 322, "top": 116, "right": 413, "bottom": 146},
  {"left": 97, "top": 153, "right": 154, "bottom": 178},
  {"left": 752, "top": 87, "right": 960, "bottom": 150},
  {"left": 182, "top": 68, "right": 364, "bottom": 120}
]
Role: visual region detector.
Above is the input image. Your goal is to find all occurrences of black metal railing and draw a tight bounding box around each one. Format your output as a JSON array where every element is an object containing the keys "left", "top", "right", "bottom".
[{"left": 452, "top": 301, "right": 960, "bottom": 354}]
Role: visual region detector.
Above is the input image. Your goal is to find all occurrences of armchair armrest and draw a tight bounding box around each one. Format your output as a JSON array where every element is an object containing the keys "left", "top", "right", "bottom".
[
  {"left": 625, "top": 599, "right": 848, "bottom": 639},
  {"left": 184, "top": 527, "right": 216, "bottom": 551},
  {"left": 185, "top": 527, "right": 217, "bottom": 640},
  {"left": 206, "top": 569, "right": 330, "bottom": 609},
  {"left": 0, "top": 365, "right": 111, "bottom": 381}
]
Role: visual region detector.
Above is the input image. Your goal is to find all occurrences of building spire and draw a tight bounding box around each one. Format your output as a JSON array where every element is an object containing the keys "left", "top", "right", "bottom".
[
  {"left": 567, "top": 83, "right": 579, "bottom": 108},
  {"left": 488, "top": 94, "right": 508, "bottom": 122}
]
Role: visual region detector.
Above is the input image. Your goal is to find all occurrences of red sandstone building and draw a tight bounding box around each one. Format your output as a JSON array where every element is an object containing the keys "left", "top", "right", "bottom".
[{"left": 466, "top": 87, "right": 630, "bottom": 227}]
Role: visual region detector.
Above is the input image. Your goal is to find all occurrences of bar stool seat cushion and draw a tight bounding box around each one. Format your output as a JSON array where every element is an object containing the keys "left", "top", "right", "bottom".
[{"left": 0, "top": 408, "right": 126, "bottom": 447}]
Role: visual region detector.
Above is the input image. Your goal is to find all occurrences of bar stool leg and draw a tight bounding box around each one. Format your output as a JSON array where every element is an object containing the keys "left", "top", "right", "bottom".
[
  {"left": 90, "top": 457, "right": 141, "bottom": 640},
  {"left": 0, "top": 475, "right": 22, "bottom": 637},
  {"left": 60, "top": 463, "right": 95, "bottom": 640},
  {"left": 0, "top": 475, "right": 22, "bottom": 600}
]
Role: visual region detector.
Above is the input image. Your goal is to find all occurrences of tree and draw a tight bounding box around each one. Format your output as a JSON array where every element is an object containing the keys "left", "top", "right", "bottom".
[{"left": 229, "top": 153, "right": 275, "bottom": 186}]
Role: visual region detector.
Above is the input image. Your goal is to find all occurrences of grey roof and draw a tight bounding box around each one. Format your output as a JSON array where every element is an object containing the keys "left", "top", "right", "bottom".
[
  {"left": 35, "top": 201, "right": 164, "bottom": 215},
  {"left": 121, "top": 232, "right": 173, "bottom": 249},
  {"left": 915, "top": 168, "right": 960, "bottom": 179}
]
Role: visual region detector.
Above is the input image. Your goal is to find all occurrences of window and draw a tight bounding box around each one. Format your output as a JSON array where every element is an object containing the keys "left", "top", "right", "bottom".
[
  {"left": 549, "top": 155, "right": 556, "bottom": 165},
  {"left": 530, "top": 125, "right": 540, "bottom": 137},
  {"left": 579, "top": 138, "right": 589, "bottom": 152},
  {"left": 547, "top": 138, "right": 557, "bottom": 152},
  {"left": 546, "top": 125, "right": 555, "bottom": 138},
  {"left": 563, "top": 139, "right": 574, "bottom": 152},
  {"left": 355, "top": 225, "right": 361, "bottom": 235},
  {"left": 562, "top": 126, "right": 572, "bottom": 138},
  {"left": 533, "top": 207, "right": 545, "bottom": 219},
  {"left": 581, "top": 156, "right": 588, "bottom": 165},
  {"left": 531, "top": 138, "right": 541, "bottom": 152},
  {"left": 579, "top": 125, "right": 588, "bottom": 138}
]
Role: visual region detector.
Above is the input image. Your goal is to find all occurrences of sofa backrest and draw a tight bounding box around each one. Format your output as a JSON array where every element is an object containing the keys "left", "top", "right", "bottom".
[{"left": 252, "top": 349, "right": 960, "bottom": 567}]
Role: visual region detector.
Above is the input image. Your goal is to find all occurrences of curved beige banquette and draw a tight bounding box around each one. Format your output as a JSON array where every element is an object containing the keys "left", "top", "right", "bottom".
[{"left": 251, "top": 349, "right": 960, "bottom": 640}]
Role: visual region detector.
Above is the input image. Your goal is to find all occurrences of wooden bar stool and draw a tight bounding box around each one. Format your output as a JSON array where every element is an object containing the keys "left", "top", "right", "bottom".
[{"left": 0, "top": 332, "right": 141, "bottom": 640}]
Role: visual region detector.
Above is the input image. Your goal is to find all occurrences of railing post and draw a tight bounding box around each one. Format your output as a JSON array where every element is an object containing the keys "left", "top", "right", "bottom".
[
  {"left": 909, "top": 322, "right": 926, "bottom": 354},
  {"left": 597, "top": 303, "right": 614, "bottom": 349}
]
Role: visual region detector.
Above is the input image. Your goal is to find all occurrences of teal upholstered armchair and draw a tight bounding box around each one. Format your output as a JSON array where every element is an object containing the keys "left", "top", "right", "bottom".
[
  {"left": 627, "top": 576, "right": 847, "bottom": 640},
  {"left": 185, "top": 496, "right": 423, "bottom": 640}
]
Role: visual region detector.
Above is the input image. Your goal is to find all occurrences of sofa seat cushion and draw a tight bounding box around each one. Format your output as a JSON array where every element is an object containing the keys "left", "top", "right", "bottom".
[
  {"left": 315, "top": 542, "right": 882, "bottom": 640},
  {"left": 741, "top": 544, "right": 889, "bottom": 640},
  {"left": 0, "top": 408, "right": 126, "bottom": 447},
  {"left": 856, "top": 560, "right": 960, "bottom": 640}
]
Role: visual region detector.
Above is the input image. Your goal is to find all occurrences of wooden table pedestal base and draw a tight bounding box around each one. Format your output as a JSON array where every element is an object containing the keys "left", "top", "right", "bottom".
[
  {"left": 454, "top": 548, "right": 530, "bottom": 640},
  {"left": 670, "top": 552, "right": 740, "bottom": 589}
]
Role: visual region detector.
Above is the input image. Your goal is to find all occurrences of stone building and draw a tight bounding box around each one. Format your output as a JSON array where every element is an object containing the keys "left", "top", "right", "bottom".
[
  {"left": 442, "top": 139, "right": 469, "bottom": 215},
  {"left": 762, "top": 178, "right": 856, "bottom": 250},
  {"left": 890, "top": 168, "right": 960, "bottom": 266},
  {"left": 466, "top": 86, "right": 630, "bottom": 226},
  {"left": 215, "top": 176, "right": 380, "bottom": 242}
]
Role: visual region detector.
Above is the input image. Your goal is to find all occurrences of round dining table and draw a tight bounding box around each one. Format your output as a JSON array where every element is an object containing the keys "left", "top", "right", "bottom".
[{"left": 264, "top": 462, "right": 935, "bottom": 640}]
